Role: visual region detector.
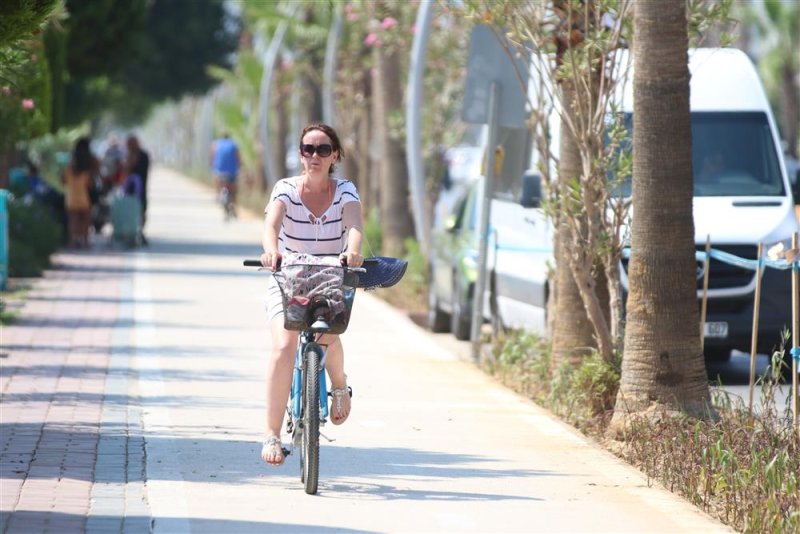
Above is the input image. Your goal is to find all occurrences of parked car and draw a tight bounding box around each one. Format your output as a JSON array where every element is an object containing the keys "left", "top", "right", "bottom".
[
  {"left": 428, "top": 169, "right": 548, "bottom": 341},
  {"left": 428, "top": 178, "right": 479, "bottom": 340}
]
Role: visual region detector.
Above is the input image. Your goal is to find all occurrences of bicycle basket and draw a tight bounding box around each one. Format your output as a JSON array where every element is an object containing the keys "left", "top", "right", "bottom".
[{"left": 274, "top": 263, "right": 356, "bottom": 334}]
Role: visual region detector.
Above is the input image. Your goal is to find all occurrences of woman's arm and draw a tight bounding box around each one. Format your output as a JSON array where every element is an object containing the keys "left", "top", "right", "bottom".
[
  {"left": 341, "top": 201, "right": 364, "bottom": 267},
  {"left": 261, "top": 199, "right": 286, "bottom": 270}
]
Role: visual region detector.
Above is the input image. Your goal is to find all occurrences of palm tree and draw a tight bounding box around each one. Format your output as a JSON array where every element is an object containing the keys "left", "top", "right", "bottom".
[
  {"left": 548, "top": 0, "right": 615, "bottom": 366},
  {"left": 368, "top": 0, "right": 415, "bottom": 256},
  {"left": 610, "top": 0, "right": 712, "bottom": 431},
  {"left": 551, "top": 91, "right": 598, "bottom": 365}
]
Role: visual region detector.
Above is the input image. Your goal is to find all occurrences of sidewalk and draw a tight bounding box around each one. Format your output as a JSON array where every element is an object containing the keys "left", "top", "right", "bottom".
[{"left": 1, "top": 167, "right": 733, "bottom": 533}]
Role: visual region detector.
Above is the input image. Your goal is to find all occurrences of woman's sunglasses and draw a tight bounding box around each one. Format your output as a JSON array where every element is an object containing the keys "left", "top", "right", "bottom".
[{"left": 300, "top": 144, "right": 334, "bottom": 158}]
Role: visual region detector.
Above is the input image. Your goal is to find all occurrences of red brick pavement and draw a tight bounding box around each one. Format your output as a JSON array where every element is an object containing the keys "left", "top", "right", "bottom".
[{"left": 1, "top": 250, "right": 126, "bottom": 533}]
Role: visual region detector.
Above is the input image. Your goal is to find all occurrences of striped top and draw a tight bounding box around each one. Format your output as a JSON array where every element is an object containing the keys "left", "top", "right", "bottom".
[{"left": 266, "top": 176, "right": 361, "bottom": 255}]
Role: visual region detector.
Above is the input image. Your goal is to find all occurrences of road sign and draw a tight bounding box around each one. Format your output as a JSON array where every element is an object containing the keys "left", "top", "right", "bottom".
[{"left": 462, "top": 25, "right": 529, "bottom": 128}]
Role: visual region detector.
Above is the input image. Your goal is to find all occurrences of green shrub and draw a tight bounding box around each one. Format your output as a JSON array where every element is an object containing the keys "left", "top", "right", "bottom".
[
  {"left": 487, "top": 330, "right": 551, "bottom": 400},
  {"left": 402, "top": 237, "right": 427, "bottom": 296},
  {"left": 8, "top": 195, "right": 60, "bottom": 277},
  {"left": 363, "top": 207, "right": 382, "bottom": 257},
  {"left": 551, "top": 351, "right": 620, "bottom": 428}
]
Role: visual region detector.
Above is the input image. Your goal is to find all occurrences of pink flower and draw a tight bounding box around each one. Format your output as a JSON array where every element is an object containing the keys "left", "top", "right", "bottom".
[
  {"left": 364, "top": 33, "right": 379, "bottom": 47},
  {"left": 21, "top": 99, "right": 35, "bottom": 110},
  {"left": 380, "top": 17, "right": 398, "bottom": 30},
  {"left": 347, "top": 12, "right": 359, "bottom": 22}
]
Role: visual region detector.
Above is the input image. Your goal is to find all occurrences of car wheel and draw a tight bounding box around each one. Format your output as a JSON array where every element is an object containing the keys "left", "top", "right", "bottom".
[
  {"left": 451, "top": 275, "right": 472, "bottom": 341},
  {"left": 427, "top": 276, "right": 450, "bottom": 333}
]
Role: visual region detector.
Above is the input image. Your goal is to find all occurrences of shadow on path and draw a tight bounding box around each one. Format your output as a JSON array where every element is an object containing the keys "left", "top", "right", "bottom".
[{"left": 1, "top": 511, "right": 368, "bottom": 534}]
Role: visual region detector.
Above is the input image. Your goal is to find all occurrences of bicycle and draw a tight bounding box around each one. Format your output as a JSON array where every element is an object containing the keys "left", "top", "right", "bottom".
[
  {"left": 244, "top": 255, "right": 408, "bottom": 494},
  {"left": 218, "top": 183, "right": 236, "bottom": 221}
]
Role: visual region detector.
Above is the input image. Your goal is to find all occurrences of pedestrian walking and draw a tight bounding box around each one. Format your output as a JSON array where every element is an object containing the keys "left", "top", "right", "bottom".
[
  {"left": 62, "top": 137, "right": 98, "bottom": 248},
  {"left": 125, "top": 134, "right": 150, "bottom": 245}
]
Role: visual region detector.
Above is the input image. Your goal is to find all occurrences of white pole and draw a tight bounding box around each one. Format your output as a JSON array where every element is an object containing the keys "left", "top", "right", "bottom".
[
  {"left": 323, "top": 7, "right": 342, "bottom": 127},
  {"left": 405, "top": 0, "right": 433, "bottom": 253},
  {"left": 700, "top": 235, "right": 710, "bottom": 350},
  {"left": 470, "top": 82, "right": 500, "bottom": 362},
  {"left": 748, "top": 243, "right": 763, "bottom": 415},
  {"left": 259, "top": 10, "right": 294, "bottom": 190}
]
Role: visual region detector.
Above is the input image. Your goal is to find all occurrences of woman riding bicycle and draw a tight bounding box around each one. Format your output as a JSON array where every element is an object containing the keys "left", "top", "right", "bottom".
[{"left": 260, "top": 123, "right": 364, "bottom": 466}]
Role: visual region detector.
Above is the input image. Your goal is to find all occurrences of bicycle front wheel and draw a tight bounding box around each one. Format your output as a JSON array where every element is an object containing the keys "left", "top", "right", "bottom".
[{"left": 301, "top": 343, "right": 321, "bottom": 494}]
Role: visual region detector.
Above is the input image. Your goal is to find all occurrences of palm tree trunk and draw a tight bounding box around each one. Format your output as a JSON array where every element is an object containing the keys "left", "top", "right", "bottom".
[
  {"left": 374, "top": 41, "right": 414, "bottom": 257},
  {"left": 610, "top": 0, "right": 712, "bottom": 432},
  {"left": 781, "top": 63, "right": 799, "bottom": 159},
  {"left": 552, "top": 95, "right": 597, "bottom": 367}
]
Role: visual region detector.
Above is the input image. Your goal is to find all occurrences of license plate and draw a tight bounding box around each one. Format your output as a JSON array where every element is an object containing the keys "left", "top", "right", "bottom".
[{"left": 703, "top": 321, "right": 728, "bottom": 338}]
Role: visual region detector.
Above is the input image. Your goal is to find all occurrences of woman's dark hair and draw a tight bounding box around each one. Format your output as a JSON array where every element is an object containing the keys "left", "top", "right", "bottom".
[
  {"left": 299, "top": 123, "right": 345, "bottom": 175},
  {"left": 71, "top": 137, "right": 93, "bottom": 174}
]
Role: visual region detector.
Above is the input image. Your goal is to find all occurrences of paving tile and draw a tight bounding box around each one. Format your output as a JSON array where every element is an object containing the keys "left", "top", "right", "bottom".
[{"left": 2, "top": 252, "right": 151, "bottom": 531}]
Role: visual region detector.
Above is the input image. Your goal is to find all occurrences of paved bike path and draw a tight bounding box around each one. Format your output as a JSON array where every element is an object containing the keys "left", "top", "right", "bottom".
[{"left": 1, "top": 167, "right": 732, "bottom": 533}]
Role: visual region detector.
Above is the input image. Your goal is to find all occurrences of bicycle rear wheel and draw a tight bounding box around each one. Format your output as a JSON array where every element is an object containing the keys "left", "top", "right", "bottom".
[{"left": 301, "top": 343, "right": 321, "bottom": 494}]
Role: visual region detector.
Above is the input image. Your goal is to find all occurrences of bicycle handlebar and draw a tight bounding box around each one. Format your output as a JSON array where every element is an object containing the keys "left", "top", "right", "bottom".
[{"left": 242, "top": 257, "right": 376, "bottom": 270}]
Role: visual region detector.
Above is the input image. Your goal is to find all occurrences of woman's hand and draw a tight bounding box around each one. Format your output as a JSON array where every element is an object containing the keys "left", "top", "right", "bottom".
[
  {"left": 261, "top": 250, "right": 282, "bottom": 271},
  {"left": 339, "top": 250, "right": 363, "bottom": 268}
]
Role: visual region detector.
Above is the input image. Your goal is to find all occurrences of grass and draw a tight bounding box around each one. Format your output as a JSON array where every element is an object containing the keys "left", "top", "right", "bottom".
[
  {"left": 0, "top": 281, "right": 32, "bottom": 325},
  {"left": 483, "top": 328, "right": 799, "bottom": 533},
  {"left": 0, "top": 301, "right": 18, "bottom": 325}
]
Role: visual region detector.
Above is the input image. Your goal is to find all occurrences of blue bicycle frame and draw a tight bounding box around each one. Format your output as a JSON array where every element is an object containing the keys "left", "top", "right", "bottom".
[{"left": 291, "top": 330, "right": 330, "bottom": 424}]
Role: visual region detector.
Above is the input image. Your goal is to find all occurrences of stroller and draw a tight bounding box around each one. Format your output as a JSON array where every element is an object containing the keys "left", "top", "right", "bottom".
[{"left": 110, "top": 174, "right": 143, "bottom": 248}]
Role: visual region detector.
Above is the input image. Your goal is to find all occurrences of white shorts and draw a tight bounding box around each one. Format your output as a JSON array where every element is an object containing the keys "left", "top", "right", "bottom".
[{"left": 264, "top": 275, "right": 284, "bottom": 323}]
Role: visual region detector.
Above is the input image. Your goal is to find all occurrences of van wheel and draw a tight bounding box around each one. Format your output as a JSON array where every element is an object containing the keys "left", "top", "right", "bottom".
[
  {"left": 427, "top": 279, "right": 450, "bottom": 333},
  {"left": 451, "top": 277, "right": 472, "bottom": 341}
]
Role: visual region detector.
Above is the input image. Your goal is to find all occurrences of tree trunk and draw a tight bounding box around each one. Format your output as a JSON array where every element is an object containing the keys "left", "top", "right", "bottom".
[
  {"left": 781, "top": 63, "right": 799, "bottom": 159},
  {"left": 273, "top": 73, "right": 290, "bottom": 184},
  {"left": 610, "top": 0, "right": 712, "bottom": 433},
  {"left": 551, "top": 94, "right": 597, "bottom": 368},
  {"left": 0, "top": 149, "right": 12, "bottom": 190},
  {"left": 374, "top": 42, "right": 414, "bottom": 257}
]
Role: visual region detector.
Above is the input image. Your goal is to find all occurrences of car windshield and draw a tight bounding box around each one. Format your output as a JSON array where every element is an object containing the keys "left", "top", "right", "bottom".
[{"left": 613, "top": 111, "right": 785, "bottom": 197}]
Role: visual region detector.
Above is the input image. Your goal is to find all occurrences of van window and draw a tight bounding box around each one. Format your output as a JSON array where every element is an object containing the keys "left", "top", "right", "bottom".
[
  {"left": 613, "top": 111, "right": 785, "bottom": 197},
  {"left": 692, "top": 112, "right": 784, "bottom": 196}
]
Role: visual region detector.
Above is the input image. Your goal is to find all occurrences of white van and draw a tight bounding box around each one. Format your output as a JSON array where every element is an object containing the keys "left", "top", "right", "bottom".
[{"left": 431, "top": 48, "right": 798, "bottom": 361}]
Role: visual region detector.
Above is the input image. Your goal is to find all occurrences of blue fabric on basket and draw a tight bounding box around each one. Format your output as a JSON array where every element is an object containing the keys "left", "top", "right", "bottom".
[{"left": 356, "top": 256, "right": 408, "bottom": 289}]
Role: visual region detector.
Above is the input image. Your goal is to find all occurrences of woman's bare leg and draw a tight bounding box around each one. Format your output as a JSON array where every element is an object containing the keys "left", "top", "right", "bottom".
[
  {"left": 262, "top": 318, "right": 297, "bottom": 464},
  {"left": 67, "top": 211, "right": 79, "bottom": 248},
  {"left": 320, "top": 334, "right": 350, "bottom": 424}
]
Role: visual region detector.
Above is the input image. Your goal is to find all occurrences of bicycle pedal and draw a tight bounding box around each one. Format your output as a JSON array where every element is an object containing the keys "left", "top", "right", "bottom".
[{"left": 281, "top": 447, "right": 292, "bottom": 457}]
